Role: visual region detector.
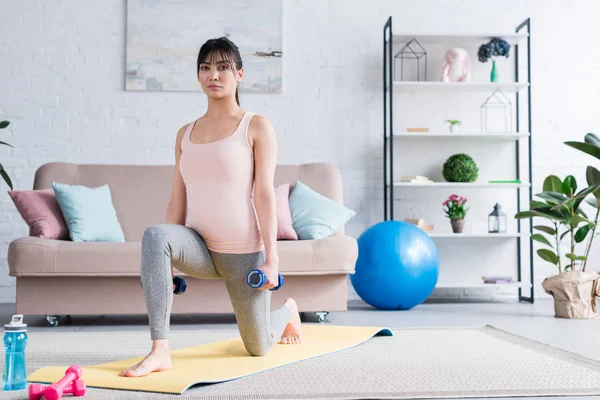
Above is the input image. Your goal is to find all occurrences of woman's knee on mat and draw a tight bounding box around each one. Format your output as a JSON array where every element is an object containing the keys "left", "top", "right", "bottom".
[{"left": 243, "top": 334, "right": 274, "bottom": 357}]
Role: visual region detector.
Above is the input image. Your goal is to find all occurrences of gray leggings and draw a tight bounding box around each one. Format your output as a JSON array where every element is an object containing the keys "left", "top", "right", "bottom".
[{"left": 140, "top": 223, "right": 291, "bottom": 356}]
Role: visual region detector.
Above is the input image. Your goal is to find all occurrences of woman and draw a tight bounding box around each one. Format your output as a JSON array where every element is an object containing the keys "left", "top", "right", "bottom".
[{"left": 121, "top": 37, "right": 302, "bottom": 378}]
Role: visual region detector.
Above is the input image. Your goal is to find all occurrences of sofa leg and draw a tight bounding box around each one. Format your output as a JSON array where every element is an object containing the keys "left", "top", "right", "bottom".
[
  {"left": 314, "top": 311, "right": 329, "bottom": 323},
  {"left": 45, "top": 315, "right": 58, "bottom": 327}
]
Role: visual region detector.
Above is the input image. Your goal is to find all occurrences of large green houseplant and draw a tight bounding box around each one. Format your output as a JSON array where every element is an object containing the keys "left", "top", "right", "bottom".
[
  {"left": 0, "top": 119, "right": 13, "bottom": 189},
  {"left": 515, "top": 133, "right": 600, "bottom": 318}
]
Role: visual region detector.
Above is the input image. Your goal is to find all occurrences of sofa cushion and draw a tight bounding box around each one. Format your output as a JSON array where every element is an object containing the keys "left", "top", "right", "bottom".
[
  {"left": 52, "top": 182, "right": 125, "bottom": 243},
  {"left": 289, "top": 180, "right": 356, "bottom": 240},
  {"left": 8, "top": 236, "right": 357, "bottom": 277},
  {"left": 8, "top": 189, "right": 70, "bottom": 240},
  {"left": 275, "top": 183, "right": 297, "bottom": 240}
]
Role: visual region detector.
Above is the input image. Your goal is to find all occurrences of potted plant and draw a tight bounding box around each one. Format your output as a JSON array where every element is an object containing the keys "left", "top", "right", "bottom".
[
  {"left": 515, "top": 132, "right": 600, "bottom": 319},
  {"left": 443, "top": 194, "right": 469, "bottom": 233},
  {"left": 477, "top": 37, "right": 510, "bottom": 82},
  {"left": 442, "top": 153, "right": 479, "bottom": 183},
  {"left": 445, "top": 119, "right": 461, "bottom": 133},
  {"left": 0, "top": 119, "right": 12, "bottom": 189}
]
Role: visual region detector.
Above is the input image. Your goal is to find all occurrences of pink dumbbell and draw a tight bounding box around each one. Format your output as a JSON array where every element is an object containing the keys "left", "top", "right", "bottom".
[
  {"left": 29, "top": 364, "right": 86, "bottom": 400},
  {"left": 29, "top": 380, "right": 85, "bottom": 400}
]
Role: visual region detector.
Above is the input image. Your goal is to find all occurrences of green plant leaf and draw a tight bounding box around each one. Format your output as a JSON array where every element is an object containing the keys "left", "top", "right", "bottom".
[
  {"left": 537, "top": 249, "right": 559, "bottom": 265},
  {"left": 532, "top": 233, "right": 552, "bottom": 247},
  {"left": 0, "top": 167, "right": 13, "bottom": 190},
  {"left": 584, "top": 132, "right": 600, "bottom": 147},
  {"left": 570, "top": 214, "right": 589, "bottom": 226},
  {"left": 575, "top": 225, "right": 592, "bottom": 243},
  {"left": 445, "top": 120, "right": 461, "bottom": 125},
  {"left": 515, "top": 208, "right": 569, "bottom": 222},
  {"left": 566, "top": 253, "right": 577, "bottom": 261},
  {"left": 564, "top": 141, "right": 600, "bottom": 161},
  {"left": 550, "top": 182, "right": 600, "bottom": 212},
  {"left": 536, "top": 191, "right": 569, "bottom": 205},
  {"left": 586, "top": 197, "right": 599, "bottom": 208},
  {"left": 587, "top": 166, "right": 600, "bottom": 199},
  {"left": 576, "top": 255, "right": 588, "bottom": 261},
  {"left": 561, "top": 229, "right": 572, "bottom": 240},
  {"left": 515, "top": 211, "right": 538, "bottom": 219},
  {"left": 563, "top": 175, "right": 577, "bottom": 195},
  {"left": 543, "top": 175, "right": 563, "bottom": 193},
  {"left": 536, "top": 208, "right": 570, "bottom": 222},
  {"left": 578, "top": 208, "right": 589, "bottom": 219},
  {"left": 0, "top": 121, "right": 9, "bottom": 129},
  {"left": 0, "top": 141, "right": 13, "bottom": 148},
  {"left": 530, "top": 200, "right": 549, "bottom": 209},
  {"left": 550, "top": 198, "right": 577, "bottom": 211},
  {"left": 534, "top": 225, "right": 556, "bottom": 235},
  {"left": 573, "top": 182, "right": 600, "bottom": 211}
]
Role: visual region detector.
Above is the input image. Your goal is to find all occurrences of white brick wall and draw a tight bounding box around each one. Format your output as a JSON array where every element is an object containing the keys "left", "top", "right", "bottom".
[{"left": 1, "top": 0, "right": 599, "bottom": 304}]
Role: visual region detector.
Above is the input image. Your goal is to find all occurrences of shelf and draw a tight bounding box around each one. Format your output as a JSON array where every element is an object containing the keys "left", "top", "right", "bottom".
[
  {"left": 427, "top": 233, "right": 528, "bottom": 238},
  {"left": 436, "top": 282, "right": 532, "bottom": 289},
  {"left": 392, "top": 81, "right": 529, "bottom": 93},
  {"left": 391, "top": 132, "right": 529, "bottom": 141},
  {"left": 392, "top": 182, "right": 529, "bottom": 188},
  {"left": 382, "top": 17, "right": 534, "bottom": 302},
  {"left": 391, "top": 33, "right": 528, "bottom": 46}
]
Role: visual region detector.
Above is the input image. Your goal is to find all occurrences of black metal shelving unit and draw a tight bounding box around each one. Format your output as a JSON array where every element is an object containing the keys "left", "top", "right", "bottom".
[{"left": 382, "top": 17, "right": 534, "bottom": 303}]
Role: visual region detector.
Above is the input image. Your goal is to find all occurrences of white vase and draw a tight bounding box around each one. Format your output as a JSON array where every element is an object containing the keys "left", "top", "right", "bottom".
[{"left": 449, "top": 124, "right": 460, "bottom": 133}]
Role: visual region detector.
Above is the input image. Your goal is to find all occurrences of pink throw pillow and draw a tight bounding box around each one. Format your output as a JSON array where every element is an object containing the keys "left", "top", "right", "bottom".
[
  {"left": 8, "top": 189, "right": 70, "bottom": 240},
  {"left": 275, "top": 183, "right": 298, "bottom": 240}
]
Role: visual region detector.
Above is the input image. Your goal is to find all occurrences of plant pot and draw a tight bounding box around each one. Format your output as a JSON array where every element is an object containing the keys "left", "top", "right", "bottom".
[
  {"left": 450, "top": 218, "right": 464, "bottom": 233},
  {"left": 541, "top": 270, "right": 600, "bottom": 319},
  {"left": 449, "top": 124, "right": 460, "bottom": 133}
]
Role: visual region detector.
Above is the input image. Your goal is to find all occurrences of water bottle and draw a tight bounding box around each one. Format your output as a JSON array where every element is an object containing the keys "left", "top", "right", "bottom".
[{"left": 2, "top": 314, "right": 28, "bottom": 391}]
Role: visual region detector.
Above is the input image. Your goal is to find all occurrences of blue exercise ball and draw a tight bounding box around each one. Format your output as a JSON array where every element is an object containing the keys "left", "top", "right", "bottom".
[{"left": 351, "top": 221, "right": 439, "bottom": 310}]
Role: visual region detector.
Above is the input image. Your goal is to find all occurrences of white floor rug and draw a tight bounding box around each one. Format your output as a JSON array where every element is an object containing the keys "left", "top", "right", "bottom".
[{"left": 4, "top": 325, "right": 600, "bottom": 399}]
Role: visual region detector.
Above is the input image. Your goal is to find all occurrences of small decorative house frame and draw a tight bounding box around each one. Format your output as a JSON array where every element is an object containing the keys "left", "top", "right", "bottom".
[
  {"left": 394, "top": 38, "right": 427, "bottom": 81},
  {"left": 481, "top": 89, "right": 513, "bottom": 133}
]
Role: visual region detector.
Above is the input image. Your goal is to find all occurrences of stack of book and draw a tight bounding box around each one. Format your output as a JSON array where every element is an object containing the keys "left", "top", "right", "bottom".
[
  {"left": 405, "top": 218, "right": 434, "bottom": 232},
  {"left": 482, "top": 276, "right": 516, "bottom": 284},
  {"left": 400, "top": 175, "right": 434, "bottom": 184}
]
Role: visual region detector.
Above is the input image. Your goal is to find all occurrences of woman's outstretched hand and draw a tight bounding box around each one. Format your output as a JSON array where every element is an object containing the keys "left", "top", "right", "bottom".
[{"left": 257, "top": 258, "right": 279, "bottom": 291}]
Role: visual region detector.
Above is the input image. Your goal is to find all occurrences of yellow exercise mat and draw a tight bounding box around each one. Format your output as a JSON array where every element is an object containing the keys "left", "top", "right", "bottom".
[{"left": 28, "top": 325, "right": 392, "bottom": 395}]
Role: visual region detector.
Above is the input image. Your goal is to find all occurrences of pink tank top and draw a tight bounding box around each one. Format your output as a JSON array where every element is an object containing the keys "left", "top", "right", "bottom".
[{"left": 179, "top": 111, "right": 264, "bottom": 254}]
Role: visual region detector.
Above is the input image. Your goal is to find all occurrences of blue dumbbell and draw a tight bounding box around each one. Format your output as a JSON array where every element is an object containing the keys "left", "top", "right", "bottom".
[
  {"left": 246, "top": 270, "right": 284, "bottom": 291},
  {"left": 140, "top": 276, "right": 187, "bottom": 295},
  {"left": 172, "top": 276, "right": 187, "bottom": 295}
]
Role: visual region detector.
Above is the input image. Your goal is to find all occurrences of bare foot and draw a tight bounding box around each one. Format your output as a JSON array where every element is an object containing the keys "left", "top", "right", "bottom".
[
  {"left": 120, "top": 340, "right": 172, "bottom": 377},
  {"left": 279, "top": 298, "right": 303, "bottom": 345}
]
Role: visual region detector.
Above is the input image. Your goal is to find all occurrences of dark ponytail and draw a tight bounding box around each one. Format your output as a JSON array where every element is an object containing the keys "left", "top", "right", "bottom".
[{"left": 197, "top": 37, "right": 243, "bottom": 106}]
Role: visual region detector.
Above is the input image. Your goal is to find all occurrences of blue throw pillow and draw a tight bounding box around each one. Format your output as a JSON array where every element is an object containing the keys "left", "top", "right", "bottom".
[
  {"left": 52, "top": 182, "right": 125, "bottom": 242},
  {"left": 288, "top": 180, "right": 356, "bottom": 240}
]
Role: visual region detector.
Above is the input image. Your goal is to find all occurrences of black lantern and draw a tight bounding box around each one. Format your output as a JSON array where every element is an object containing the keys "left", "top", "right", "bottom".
[{"left": 488, "top": 203, "right": 507, "bottom": 233}]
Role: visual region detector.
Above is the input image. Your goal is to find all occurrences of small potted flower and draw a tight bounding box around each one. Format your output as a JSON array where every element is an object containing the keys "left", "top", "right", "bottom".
[
  {"left": 443, "top": 194, "right": 469, "bottom": 233},
  {"left": 445, "top": 119, "right": 461, "bottom": 133}
]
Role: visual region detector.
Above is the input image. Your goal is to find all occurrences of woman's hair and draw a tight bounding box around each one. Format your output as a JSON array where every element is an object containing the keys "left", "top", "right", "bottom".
[{"left": 196, "top": 37, "right": 243, "bottom": 105}]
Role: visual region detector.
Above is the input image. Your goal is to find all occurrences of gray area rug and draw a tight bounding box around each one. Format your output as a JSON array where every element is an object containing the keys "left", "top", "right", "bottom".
[{"left": 3, "top": 325, "right": 600, "bottom": 399}]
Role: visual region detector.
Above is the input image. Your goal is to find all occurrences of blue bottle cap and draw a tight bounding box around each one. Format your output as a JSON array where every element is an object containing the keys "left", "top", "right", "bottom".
[{"left": 4, "top": 315, "right": 27, "bottom": 332}]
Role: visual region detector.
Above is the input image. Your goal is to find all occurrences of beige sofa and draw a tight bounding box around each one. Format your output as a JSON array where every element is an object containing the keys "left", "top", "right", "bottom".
[{"left": 8, "top": 162, "right": 357, "bottom": 327}]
